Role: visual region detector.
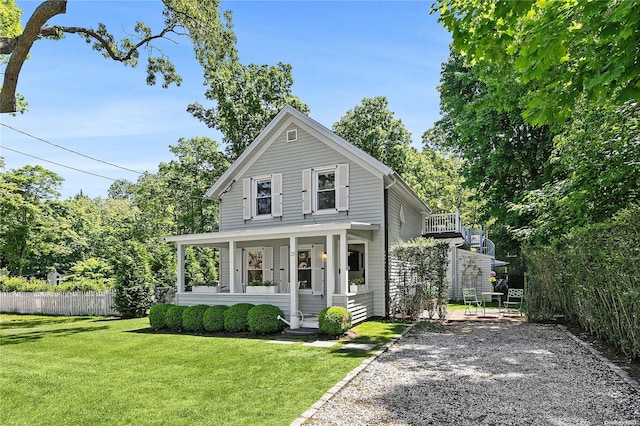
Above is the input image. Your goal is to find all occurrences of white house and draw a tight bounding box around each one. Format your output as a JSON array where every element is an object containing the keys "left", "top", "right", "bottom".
[{"left": 166, "top": 106, "right": 495, "bottom": 328}]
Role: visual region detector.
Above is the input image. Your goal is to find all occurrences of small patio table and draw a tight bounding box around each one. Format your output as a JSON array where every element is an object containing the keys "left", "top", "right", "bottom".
[{"left": 481, "top": 292, "right": 504, "bottom": 316}]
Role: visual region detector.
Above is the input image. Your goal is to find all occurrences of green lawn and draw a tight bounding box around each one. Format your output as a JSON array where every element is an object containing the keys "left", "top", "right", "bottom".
[{"left": 0, "top": 314, "right": 407, "bottom": 426}]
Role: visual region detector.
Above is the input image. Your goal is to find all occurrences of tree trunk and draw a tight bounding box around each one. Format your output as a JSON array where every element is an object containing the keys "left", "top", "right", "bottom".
[{"left": 1, "top": 0, "right": 67, "bottom": 113}]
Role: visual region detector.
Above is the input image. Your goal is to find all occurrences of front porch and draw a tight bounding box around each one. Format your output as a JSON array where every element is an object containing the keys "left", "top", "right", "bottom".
[{"left": 166, "top": 222, "right": 379, "bottom": 329}]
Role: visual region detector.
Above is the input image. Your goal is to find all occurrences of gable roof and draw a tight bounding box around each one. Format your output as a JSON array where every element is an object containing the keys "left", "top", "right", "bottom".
[{"left": 205, "top": 105, "right": 429, "bottom": 212}]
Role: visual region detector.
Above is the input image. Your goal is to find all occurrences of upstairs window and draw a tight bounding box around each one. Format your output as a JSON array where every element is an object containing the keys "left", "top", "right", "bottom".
[
  {"left": 316, "top": 170, "right": 336, "bottom": 210},
  {"left": 255, "top": 178, "right": 272, "bottom": 216},
  {"left": 243, "top": 174, "right": 282, "bottom": 220},
  {"left": 302, "top": 164, "right": 349, "bottom": 214}
]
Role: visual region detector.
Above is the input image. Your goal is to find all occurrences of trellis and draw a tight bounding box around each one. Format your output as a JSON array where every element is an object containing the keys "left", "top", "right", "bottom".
[{"left": 389, "top": 238, "right": 450, "bottom": 320}]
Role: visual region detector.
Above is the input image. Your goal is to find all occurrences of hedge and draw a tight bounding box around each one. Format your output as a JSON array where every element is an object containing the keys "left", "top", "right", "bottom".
[
  {"left": 165, "top": 306, "right": 187, "bottom": 331},
  {"left": 525, "top": 205, "right": 640, "bottom": 359},
  {"left": 319, "top": 306, "right": 352, "bottom": 336},
  {"left": 247, "top": 304, "right": 285, "bottom": 335},
  {"left": 149, "top": 303, "right": 174, "bottom": 330},
  {"left": 223, "top": 303, "right": 254, "bottom": 332},
  {"left": 182, "top": 305, "right": 209, "bottom": 332},
  {"left": 203, "top": 305, "right": 228, "bottom": 332}
]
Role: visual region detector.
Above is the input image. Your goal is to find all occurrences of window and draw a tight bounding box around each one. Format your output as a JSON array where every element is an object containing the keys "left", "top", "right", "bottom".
[
  {"left": 255, "top": 178, "right": 272, "bottom": 216},
  {"left": 243, "top": 174, "right": 282, "bottom": 220},
  {"left": 302, "top": 164, "right": 349, "bottom": 214},
  {"left": 316, "top": 170, "right": 336, "bottom": 210},
  {"left": 286, "top": 128, "right": 298, "bottom": 142},
  {"left": 297, "top": 250, "right": 312, "bottom": 289},
  {"left": 247, "top": 249, "right": 263, "bottom": 283}
]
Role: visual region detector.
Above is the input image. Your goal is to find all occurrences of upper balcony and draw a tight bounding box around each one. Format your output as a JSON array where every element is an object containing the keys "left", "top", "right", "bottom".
[{"left": 423, "top": 211, "right": 495, "bottom": 257}]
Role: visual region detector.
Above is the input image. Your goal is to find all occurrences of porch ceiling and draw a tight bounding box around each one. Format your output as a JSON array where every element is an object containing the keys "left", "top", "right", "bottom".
[{"left": 165, "top": 222, "right": 379, "bottom": 245}]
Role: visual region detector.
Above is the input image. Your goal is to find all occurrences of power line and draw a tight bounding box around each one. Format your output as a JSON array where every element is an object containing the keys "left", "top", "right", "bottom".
[
  {"left": 1, "top": 145, "right": 117, "bottom": 181},
  {"left": 0, "top": 123, "right": 143, "bottom": 175}
]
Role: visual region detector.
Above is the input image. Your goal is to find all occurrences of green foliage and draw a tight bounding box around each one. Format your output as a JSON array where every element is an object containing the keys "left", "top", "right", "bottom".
[
  {"left": 318, "top": 306, "right": 352, "bottom": 336},
  {"left": 333, "top": 96, "right": 413, "bottom": 175},
  {"left": 247, "top": 280, "right": 273, "bottom": 287},
  {"left": 390, "top": 237, "right": 450, "bottom": 320},
  {"left": 0, "top": 275, "right": 110, "bottom": 292},
  {"left": 182, "top": 304, "right": 209, "bottom": 332},
  {"left": 188, "top": 58, "right": 309, "bottom": 159},
  {"left": 203, "top": 305, "right": 228, "bottom": 332},
  {"left": 525, "top": 205, "right": 640, "bottom": 359},
  {"left": 68, "top": 258, "right": 112, "bottom": 280},
  {"left": 247, "top": 304, "right": 284, "bottom": 335},
  {"left": 0, "top": 275, "right": 50, "bottom": 292},
  {"left": 148, "top": 303, "right": 174, "bottom": 330},
  {"left": 0, "top": 165, "right": 63, "bottom": 276},
  {"left": 54, "top": 278, "right": 111, "bottom": 292},
  {"left": 428, "top": 51, "right": 557, "bottom": 254},
  {"left": 112, "top": 241, "right": 154, "bottom": 318},
  {"left": 223, "top": 303, "right": 254, "bottom": 332},
  {"left": 512, "top": 99, "right": 640, "bottom": 244},
  {"left": 165, "top": 305, "right": 187, "bottom": 331},
  {"left": 434, "top": 0, "right": 640, "bottom": 125}
]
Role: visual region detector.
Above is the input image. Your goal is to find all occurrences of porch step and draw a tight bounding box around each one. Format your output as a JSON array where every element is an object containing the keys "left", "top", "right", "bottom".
[
  {"left": 284, "top": 327, "right": 319, "bottom": 336},
  {"left": 301, "top": 315, "right": 319, "bottom": 329}
]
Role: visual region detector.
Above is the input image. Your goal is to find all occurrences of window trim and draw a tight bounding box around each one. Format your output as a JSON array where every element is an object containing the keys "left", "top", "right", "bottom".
[
  {"left": 252, "top": 175, "right": 273, "bottom": 219},
  {"left": 313, "top": 167, "right": 337, "bottom": 213}
]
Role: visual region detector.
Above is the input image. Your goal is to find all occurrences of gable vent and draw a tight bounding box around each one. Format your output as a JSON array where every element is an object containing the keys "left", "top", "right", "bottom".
[{"left": 286, "top": 128, "right": 298, "bottom": 142}]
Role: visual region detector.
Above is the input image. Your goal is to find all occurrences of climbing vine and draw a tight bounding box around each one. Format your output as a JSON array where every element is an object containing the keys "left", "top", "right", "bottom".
[{"left": 389, "top": 237, "right": 450, "bottom": 320}]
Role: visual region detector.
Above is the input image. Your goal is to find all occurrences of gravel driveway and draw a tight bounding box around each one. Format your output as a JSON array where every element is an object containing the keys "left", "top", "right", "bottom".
[{"left": 302, "top": 322, "right": 640, "bottom": 425}]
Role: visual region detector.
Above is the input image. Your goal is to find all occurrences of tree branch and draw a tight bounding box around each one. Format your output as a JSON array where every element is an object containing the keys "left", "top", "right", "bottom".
[
  {"left": 1, "top": 0, "right": 67, "bottom": 113},
  {"left": 40, "top": 24, "right": 175, "bottom": 62}
]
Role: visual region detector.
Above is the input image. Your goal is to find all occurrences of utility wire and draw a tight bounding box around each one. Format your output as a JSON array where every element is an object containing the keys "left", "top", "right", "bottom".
[
  {"left": 1, "top": 145, "right": 117, "bottom": 181},
  {"left": 1, "top": 123, "right": 143, "bottom": 175}
]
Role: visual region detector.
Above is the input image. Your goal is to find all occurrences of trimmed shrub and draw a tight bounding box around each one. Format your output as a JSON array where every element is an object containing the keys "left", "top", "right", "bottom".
[
  {"left": 149, "top": 303, "right": 174, "bottom": 330},
  {"left": 165, "top": 306, "right": 187, "bottom": 331},
  {"left": 223, "top": 303, "right": 254, "bottom": 333},
  {"left": 182, "top": 304, "right": 209, "bottom": 332},
  {"left": 203, "top": 305, "right": 228, "bottom": 332},
  {"left": 319, "top": 306, "right": 352, "bottom": 336},
  {"left": 247, "top": 304, "right": 285, "bottom": 335}
]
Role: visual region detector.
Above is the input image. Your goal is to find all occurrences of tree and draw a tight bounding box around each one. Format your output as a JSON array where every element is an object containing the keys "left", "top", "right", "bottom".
[
  {"left": 0, "top": 0, "right": 236, "bottom": 113},
  {"left": 0, "top": 165, "right": 62, "bottom": 276},
  {"left": 333, "top": 96, "right": 413, "bottom": 175},
  {"left": 157, "top": 136, "right": 228, "bottom": 233},
  {"left": 512, "top": 99, "right": 640, "bottom": 244},
  {"left": 427, "top": 51, "right": 558, "bottom": 253},
  {"left": 188, "top": 61, "right": 309, "bottom": 159},
  {"left": 433, "top": 0, "right": 640, "bottom": 125},
  {"left": 112, "top": 240, "right": 154, "bottom": 318}
]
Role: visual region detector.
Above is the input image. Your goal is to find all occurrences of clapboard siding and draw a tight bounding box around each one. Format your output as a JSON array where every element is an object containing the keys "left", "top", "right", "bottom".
[
  {"left": 219, "top": 124, "right": 384, "bottom": 231},
  {"left": 299, "top": 294, "right": 326, "bottom": 316},
  {"left": 330, "top": 293, "right": 373, "bottom": 325},
  {"left": 387, "top": 185, "right": 425, "bottom": 245}
]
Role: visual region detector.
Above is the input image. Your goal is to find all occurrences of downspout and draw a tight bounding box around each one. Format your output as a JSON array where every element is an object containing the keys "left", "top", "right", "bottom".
[{"left": 383, "top": 175, "right": 397, "bottom": 318}]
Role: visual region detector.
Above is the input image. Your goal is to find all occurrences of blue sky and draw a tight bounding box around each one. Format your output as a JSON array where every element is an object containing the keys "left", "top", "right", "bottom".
[{"left": 1, "top": 0, "right": 451, "bottom": 199}]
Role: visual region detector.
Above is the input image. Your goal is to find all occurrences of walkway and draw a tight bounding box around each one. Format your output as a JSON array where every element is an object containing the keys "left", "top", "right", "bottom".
[{"left": 299, "top": 321, "right": 640, "bottom": 425}]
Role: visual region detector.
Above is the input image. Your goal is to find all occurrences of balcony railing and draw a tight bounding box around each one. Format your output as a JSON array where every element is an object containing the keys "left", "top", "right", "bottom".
[
  {"left": 423, "top": 212, "right": 466, "bottom": 235},
  {"left": 424, "top": 211, "right": 495, "bottom": 256}
]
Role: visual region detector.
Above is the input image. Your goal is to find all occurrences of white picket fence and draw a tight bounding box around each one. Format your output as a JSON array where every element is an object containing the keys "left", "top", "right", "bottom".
[{"left": 0, "top": 291, "right": 119, "bottom": 316}]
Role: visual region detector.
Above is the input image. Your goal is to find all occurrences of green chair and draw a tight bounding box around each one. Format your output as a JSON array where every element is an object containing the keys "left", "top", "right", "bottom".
[
  {"left": 462, "top": 288, "right": 482, "bottom": 315},
  {"left": 503, "top": 288, "right": 524, "bottom": 316}
]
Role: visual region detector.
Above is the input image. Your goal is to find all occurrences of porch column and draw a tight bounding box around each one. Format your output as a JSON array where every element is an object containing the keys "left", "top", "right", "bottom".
[
  {"left": 289, "top": 236, "right": 299, "bottom": 329},
  {"left": 326, "top": 234, "right": 335, "bottom": 308},
  {"left": 177, "top": 243, "right": 185, "bottom": 293},
  {"left": 229, "top": 240, "right": 236, "bottom": 294},
  {"left": 339, "top": 230, "right": 348, "bottom": 294}
]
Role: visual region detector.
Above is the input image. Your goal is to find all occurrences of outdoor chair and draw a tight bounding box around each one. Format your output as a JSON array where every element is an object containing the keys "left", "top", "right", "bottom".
[
  {"left": 503, "top": 288, "right": 524, "bottom": 316},
  {"left": 462, "top": 288, "right": 482, "bottom": 315}
]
